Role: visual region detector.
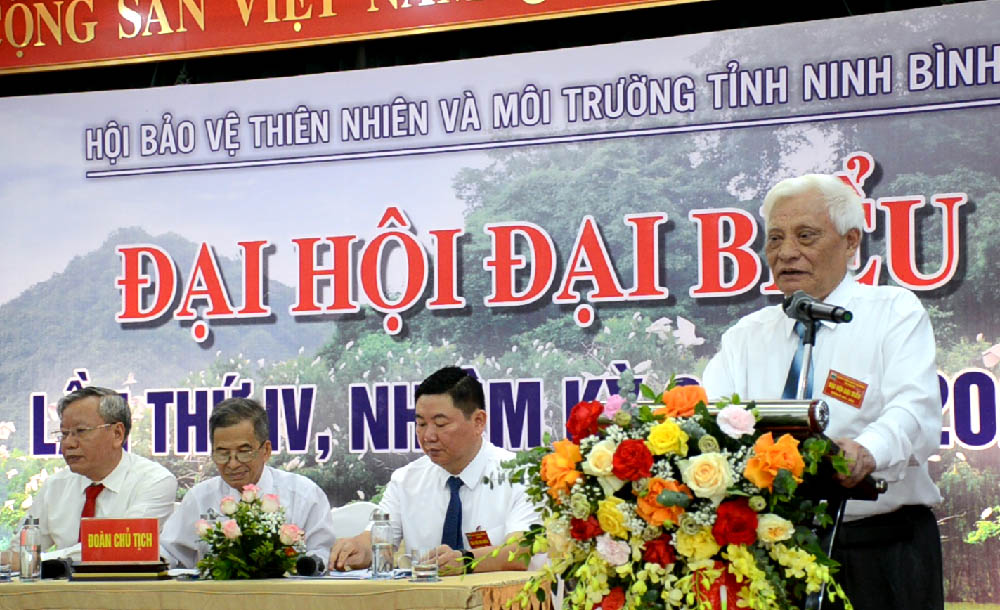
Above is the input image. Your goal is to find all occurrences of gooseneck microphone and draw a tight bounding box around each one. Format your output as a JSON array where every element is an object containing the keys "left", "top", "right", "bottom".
[{"left": 783, "top": 290, "right": 853, "bottom": 324}]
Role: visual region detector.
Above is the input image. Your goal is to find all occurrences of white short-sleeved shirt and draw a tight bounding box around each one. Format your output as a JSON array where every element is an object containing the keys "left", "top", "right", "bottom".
[
  {"left": 702, "top": 274, "right": 943, "bottom": 520},
  {"left": 379, "top": 439, "right": 540, "bottom": 551},
  {"left": 159, "top": 465, "right": 337, "bottom": 568},
  {"left": 29, "top": 450, "right": 178, "bottom": 558}
]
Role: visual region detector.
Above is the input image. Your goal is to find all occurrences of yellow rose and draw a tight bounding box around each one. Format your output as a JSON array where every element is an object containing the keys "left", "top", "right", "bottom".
[
  {"left": 646, "top": 420, "right": 689, "bottom": 456},
  {"left": 674, "top": 526, "right": 720, "bottom": 560},
  {"left": 582, "top": 439, "right": 616, "bottom": 476},
  {"left": 756, "top": 513, "right": 794, "bottom": 543},
  {"left": 596, "top": 497, "right": 630, "bottom": 539},
  {"left": 678, "top": 452, "right": 734, "bottom": 505}
]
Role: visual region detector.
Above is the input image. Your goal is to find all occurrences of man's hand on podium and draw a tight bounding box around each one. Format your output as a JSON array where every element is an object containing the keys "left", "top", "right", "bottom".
[{"left": 833, "top": 438, "right": 876, "bottom": 489}]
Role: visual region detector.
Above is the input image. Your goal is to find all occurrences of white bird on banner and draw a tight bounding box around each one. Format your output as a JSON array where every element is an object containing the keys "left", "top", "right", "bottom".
[{"left": 673, "top": 316, "right": 705, "bottom": 348}]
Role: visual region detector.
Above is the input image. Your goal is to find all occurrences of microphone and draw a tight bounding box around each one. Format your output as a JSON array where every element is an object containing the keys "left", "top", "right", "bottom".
[
  {"left": 783, "top": 290, "right": 853, "bottom": 323},
  {"left": 296, "top": 553, "right": 326, "bottom": 576}
]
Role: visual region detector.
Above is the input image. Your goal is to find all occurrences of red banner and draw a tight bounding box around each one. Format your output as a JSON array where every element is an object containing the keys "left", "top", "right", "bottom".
[{"left": 0, "top": 0, "right": 698, "bottom": 74}]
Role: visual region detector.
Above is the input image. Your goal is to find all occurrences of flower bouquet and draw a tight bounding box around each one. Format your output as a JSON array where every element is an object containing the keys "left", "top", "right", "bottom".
[
  {"left": 197, "top": 484, "right": 305, "bottom": 579},
  {"left": 503, "top": 371, "right": 853, "bottom": 610}
]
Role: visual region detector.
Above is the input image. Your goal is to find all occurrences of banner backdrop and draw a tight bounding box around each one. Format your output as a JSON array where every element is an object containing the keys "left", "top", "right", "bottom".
[
  {"left": 0, "top": 0, "right": 700, "bottom": 74},
  {"left": 1, "top": 2, "right": 998, "bottom": 602}
]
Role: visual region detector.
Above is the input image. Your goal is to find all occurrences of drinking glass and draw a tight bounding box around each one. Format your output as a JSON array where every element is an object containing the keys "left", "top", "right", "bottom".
[
  {"left": 0, "top": 538, "right": 14, "bottom": 583},
  {"left": 408, "top": 547, "right": 440, "bottom": 582}
]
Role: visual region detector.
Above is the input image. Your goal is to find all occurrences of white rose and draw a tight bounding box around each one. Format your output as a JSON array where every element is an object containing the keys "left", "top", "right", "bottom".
[
  {"left": 678, "top": 453, "right": 734, "bottom": 505},
  {"left": 756, "top": 513, "right": 795, "bottom": 543},
  {"left": 582, "top": 440, "right": 616, "bottom": 477}
]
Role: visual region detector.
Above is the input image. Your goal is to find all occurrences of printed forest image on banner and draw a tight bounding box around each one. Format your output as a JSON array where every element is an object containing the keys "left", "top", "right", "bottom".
[{"left": 0, "top": 1, "right": 998, "bottom": 604}]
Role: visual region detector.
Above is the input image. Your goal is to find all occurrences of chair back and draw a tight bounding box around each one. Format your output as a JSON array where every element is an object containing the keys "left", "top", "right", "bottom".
[{"left": 330, "top": 501, "right": 379, "bottom": 538}]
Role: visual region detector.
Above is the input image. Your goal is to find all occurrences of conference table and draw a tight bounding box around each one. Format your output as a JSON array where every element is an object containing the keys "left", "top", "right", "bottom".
[{"left": 0, "top": 571, "right": 550, "bottom": 610}]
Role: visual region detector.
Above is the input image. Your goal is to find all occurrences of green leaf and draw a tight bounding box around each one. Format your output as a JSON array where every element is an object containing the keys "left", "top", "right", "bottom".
[
  {"left": 640, "top": 384, "right": 658, "bottom": 401},
  {"left": 656, "top": 490, "right": 691, "bottom": 508},
  {"left": 773, "top": 468, "right": 798, "bottom": 498}
]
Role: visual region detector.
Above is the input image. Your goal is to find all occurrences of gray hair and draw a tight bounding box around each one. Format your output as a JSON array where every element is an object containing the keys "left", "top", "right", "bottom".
[
  {"left": 58, "top": 386, "right": 131, "bottom": 438},
  {"left": 762, "top": 174, "right": 865, "bottom": 236},
  {"left": 209, "top": 397, "right": 270, "bottom": 445}
]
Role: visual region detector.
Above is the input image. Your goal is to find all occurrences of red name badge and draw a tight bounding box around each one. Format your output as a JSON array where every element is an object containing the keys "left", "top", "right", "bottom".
[
  {"left": 465, "top": 530, "right": 492, "bottom": 549},
  {"left": 821, "top": 370, "right": 869, "bottom": 409},
  {"left": 80, "top": 519, "right": 160, "bottom": 563}
]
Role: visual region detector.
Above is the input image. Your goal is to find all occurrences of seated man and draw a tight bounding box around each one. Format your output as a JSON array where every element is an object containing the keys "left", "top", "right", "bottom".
[
  {"left": 330, "top": 366, "right": 540, "bottom": 574},
  {"left": 28, "top": 386, "right": 177, "bottom": 560},
  {"left": 159, "top": 397, "right": 337, "bottom": 568}
]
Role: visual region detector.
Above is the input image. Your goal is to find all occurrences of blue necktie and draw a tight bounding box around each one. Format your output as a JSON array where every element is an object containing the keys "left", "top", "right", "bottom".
[
  {"left": 441, "top": 476, "right": 464, "bottom": 550},
  {"left": 782, "top": 321, "right": 815, "bottom": 399}
]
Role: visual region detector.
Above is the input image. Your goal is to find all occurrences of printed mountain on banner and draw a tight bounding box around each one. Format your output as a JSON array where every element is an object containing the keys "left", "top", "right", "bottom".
[{"left": 0, "top": 227, "right": 332, "bottom": 450}]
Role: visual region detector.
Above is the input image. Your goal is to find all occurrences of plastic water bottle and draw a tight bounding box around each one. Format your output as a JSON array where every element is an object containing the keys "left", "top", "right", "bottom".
[
  {"left": 19, "top": 518, "right": 40, "bottom": 582},
  {"left": 369, "top": 508, "right": 394, "bottom": 580}
]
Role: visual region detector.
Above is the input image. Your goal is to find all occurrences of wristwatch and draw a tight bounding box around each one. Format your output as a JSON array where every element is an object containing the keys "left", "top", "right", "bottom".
[{"left": 461, "top": 550, "right": 475, "bottom": 574}]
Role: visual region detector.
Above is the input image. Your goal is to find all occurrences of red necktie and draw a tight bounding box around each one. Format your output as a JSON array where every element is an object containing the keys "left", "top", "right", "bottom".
[{"left": 79, "top": 483, "right": 105, "bottom": 541}]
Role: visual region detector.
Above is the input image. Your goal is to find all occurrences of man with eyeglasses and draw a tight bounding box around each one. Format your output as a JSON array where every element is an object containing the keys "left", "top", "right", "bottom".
[
  {"left": 25, "top": 386, "right": 177, "bottom": 561},
  {"left": 159, "top": 397, "right": 337, "bottom": 568}
]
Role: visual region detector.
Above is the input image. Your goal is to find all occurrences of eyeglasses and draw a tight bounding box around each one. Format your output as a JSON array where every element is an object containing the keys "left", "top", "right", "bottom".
[
  {"left": 54, "top": 423, "right": 114, "bottom": 442},
  {"left": 211, "top": 442, "right": 265, "bottom": 464}
]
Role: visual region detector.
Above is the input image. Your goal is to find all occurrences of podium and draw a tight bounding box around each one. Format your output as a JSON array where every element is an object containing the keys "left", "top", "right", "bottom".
[{"left": 723, "top": 399, "right": 886, "bottom": 610}]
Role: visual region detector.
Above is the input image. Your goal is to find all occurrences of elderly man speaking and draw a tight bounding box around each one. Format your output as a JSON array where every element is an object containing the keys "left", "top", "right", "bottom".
[{"left": 702, "top": 174, "right": 944, "bottom": 610}]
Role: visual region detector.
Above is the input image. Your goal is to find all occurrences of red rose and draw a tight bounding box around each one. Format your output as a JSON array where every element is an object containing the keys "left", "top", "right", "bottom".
[
  {"left": 712, "top": 498, "right": 759, "bottom": 547},
  {"left": 566, "top": 401, "right": 604, "bottom": 443},
  {"left": 600, "top": 587, "right": 626, "bottom": 610},
  {"left": 570, "top": 516, "right": 604, "bottom": 541},
  {"left": 611, "top": 439, "right": 654, "bottom": 481},
  {"left": 642, "top": 534, "right": 676, "bottom": 567}
]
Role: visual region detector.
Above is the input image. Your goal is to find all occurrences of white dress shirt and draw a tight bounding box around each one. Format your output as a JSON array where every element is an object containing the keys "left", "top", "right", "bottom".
[
  {"left": 159, "top": 465, "right": 337, "bottom": 568},
  {"left": 379, "top": 439, "right": 540, "bottom": 551},
  {"left": 29, "top": 450, "right": 177, "bottom": 559},
  {"left": 702, "top": 274, "right": 943, "bottom": 520}
]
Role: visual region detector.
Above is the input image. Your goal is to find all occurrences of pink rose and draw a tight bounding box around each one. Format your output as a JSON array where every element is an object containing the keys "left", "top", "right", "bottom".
[
  {"left": 603, "top": 395, "right": 626, "bottom": 419},
  {"left": 220, "top": 495, "right": 238, "bottom": 515},
  {"left": 241, "top": 484, "right": 261, "bottom": 502},
  {"left": 279, "top": 523, "right": 303, "bottom": 546},
  {"left": 595, "top": 534, "right": 630, "bottom": 566},
  {"left": 716, "top": 405, "right": 755, "bottom": 439},
  {"left": 195, "top": 519, "right": 211, "bottom": 537},
  {"left": 261, "top": 493, "right": 280, "bottom": 513},
  {"left": 221, "top": 519, "right": 241, "bottom": 539}
]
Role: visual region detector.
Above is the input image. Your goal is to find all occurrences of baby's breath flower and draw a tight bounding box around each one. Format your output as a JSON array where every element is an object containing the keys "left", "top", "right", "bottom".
[{"left": 570, "top": 492, "right": 592, "bottom": 519}]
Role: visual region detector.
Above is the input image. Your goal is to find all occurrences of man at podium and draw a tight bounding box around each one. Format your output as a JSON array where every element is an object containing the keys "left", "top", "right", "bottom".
[{"left": 702, "top": 174, "right": 944, "bottom": 610}]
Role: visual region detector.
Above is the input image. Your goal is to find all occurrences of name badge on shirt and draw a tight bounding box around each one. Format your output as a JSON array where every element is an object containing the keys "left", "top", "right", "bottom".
[
  {"left": 822, "top": 370, "right": 868, "bottom": 409},
  {"left": 465, "top": 530, "right": 491, "bottom": 549}
]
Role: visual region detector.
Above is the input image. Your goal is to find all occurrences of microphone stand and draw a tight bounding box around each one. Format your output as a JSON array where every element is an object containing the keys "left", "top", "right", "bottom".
[
  {"left": 795, "top": 320, "right": 819, "bottom": 404},
  {"left": 791, "top": 319, "right": 839, "bottom": 610}
]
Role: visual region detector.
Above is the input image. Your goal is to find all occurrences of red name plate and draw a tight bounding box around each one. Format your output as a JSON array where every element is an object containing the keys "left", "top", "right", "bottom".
[{"left": 80, "top": 518, "right": 159, "bottom": 563}]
